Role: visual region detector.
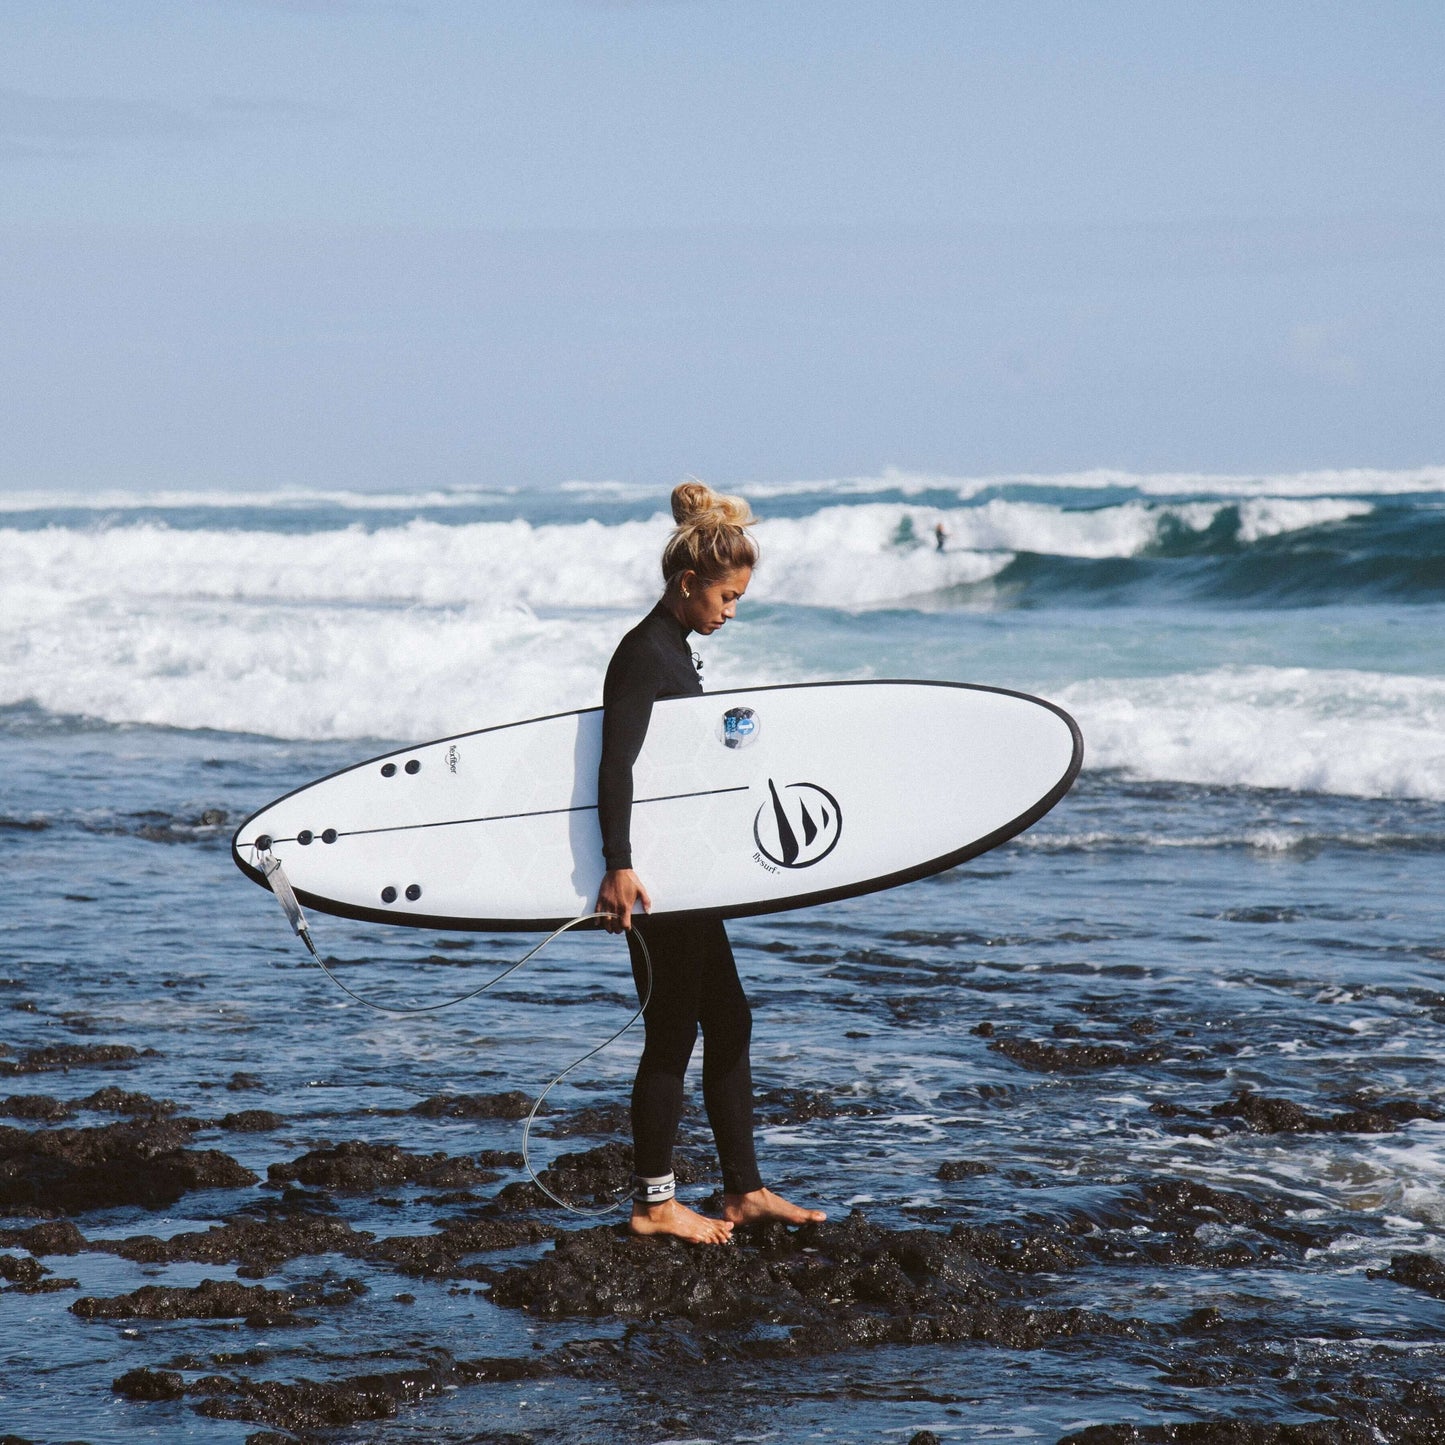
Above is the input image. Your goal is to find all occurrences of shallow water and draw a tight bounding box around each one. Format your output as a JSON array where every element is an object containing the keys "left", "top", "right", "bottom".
[{"left": 4, "top": 711, "right": 1445, "bottom": 1441}]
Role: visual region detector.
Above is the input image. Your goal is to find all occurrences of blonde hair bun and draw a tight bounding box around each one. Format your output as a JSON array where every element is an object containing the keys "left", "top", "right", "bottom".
[
  {"left": 661, "top": 478, "right": 759, "bottom": 584},
  {"left": 670, "top": 479, "right": 754, "bottom": 529}
]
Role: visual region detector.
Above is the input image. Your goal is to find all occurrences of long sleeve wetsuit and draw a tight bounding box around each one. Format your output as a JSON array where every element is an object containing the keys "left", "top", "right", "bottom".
[
  {"left": 598, "top": 601, "right": 703, "bottom": 871},
  {"left": 598, "top": 601, "right": 763, "bottom": 1198}
]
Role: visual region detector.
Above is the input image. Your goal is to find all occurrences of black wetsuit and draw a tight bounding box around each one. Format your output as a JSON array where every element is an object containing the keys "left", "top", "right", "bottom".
[{"left": 598, "top": 602, "right": 763, "bottom": 1197}]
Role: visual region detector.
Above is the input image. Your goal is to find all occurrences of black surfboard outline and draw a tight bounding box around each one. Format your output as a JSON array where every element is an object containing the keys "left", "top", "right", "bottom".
[{"left": 231, "top": 679, "right": 1084, "bottom": 933}]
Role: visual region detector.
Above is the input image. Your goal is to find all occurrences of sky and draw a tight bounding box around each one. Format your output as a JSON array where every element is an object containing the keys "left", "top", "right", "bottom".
[{"left": 1, "top": 0, "right": 1442, "bottom": 492}]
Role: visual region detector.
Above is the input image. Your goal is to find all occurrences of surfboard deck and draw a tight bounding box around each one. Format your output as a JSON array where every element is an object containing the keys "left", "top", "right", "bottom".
[{"left": 232, "top": 680, "right": 1082, "bottom": 931}]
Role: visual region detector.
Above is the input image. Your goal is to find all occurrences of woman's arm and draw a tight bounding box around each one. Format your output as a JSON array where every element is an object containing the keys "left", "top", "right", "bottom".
[{"left": 595, "top": 640, "right": 656, "bottom": 931}]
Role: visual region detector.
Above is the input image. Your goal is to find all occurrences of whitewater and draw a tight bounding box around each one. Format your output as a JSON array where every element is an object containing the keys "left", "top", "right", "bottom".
[{"left": 1, "top": 468, "right": 1442, "bottom": 799}]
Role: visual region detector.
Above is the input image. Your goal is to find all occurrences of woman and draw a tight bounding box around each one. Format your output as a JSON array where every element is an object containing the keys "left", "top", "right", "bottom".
[{"left": 595, "top": 481, "right": 828, "bottom": 1245}]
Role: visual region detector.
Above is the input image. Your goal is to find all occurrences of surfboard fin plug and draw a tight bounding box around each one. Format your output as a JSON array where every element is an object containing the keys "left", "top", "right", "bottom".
[{"left": 256, "top": 846, "right": 322, "bottom": 961}]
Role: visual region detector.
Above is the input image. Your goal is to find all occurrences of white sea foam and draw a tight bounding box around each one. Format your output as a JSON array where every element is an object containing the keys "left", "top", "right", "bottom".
[
  {"left": 1059, "top": 667, "right": 1445, "bottom": 802},
  {"left": 0, "top": 495, "right": 1364, "bottom": 620},
  {"left": 1, "top": 502, "right": 1439, "bottom": 797}
]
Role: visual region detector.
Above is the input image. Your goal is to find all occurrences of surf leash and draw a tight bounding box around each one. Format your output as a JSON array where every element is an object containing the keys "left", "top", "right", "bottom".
[{"left": 253, "top": 844, "right": 651, "bottom": 1218}]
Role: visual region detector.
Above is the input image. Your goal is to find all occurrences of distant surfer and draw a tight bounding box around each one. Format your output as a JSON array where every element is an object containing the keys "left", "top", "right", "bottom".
[
  {"left": 594, "top": 481, "right": 828, "bottom": 1245},
  {"left": 933, "top": 518, "right": 949, "bottom": 552}
]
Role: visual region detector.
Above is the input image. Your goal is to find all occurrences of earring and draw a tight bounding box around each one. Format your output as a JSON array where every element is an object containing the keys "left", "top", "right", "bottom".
[{"left": 683, "top": 588, "right": 690, "bottom": 598}]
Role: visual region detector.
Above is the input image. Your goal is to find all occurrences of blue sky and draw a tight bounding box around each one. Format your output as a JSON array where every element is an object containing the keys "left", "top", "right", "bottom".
[{"left": 1, "top": 0, "right": 1442, "bottom": 490}]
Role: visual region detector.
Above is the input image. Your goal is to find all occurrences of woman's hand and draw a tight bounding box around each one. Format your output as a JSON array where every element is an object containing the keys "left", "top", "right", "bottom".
[{"left": 595, "top": 869, "right": 652, "bottom": 933}]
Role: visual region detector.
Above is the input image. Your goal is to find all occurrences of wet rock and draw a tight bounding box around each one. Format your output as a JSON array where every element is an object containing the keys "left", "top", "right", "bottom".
[
  {"left": 1, "top": 1094, "right": 75, "bottom": 1122},
  {"left": 227, "top": 1072, "right": 266, "bottom": 1092},
  {"left": 81, "top": 1086, "right": 177, "bottom": 1117},
  {"left": 910, "top": 1433, "right": 942, "bottom": 1445},
  {"left": 991, "top": 1037, "right": 1166, "bottom": 1073},
  {"left": 1052, "top": 1390, "right": 1445, "bottom": 1445},
  {"left": 1, "top": 1253, "right": 49, "bottom": 1287},
  {"left": 1057, "top": 1423, "right": 1352, "bottom": 1443},
  {"left": 73, "top": 1275, "right": 366, "bottom": 1325},
  {"left": 947, "top": 1222, "right": 1083, "bottom": 1274},
  {"left": 1061, "top": 1177, "right": 1327, "bottom": 1267},
  {"left": 409, "top": 1091, "right": 532, "bottom": 1119},
  {"left": 219, "top": 1110, "right": 286, "bottom": 1132},
  {"left": 1372, "top": 1252, "right": 1445, "bottom": 1300},
  {"left": 1211, "top": 1089, "right": 1445, "bottom": 1136},
  {"left": 937, "top": 1160, "right": 991, "bottom": 1180},
  {"left": 113, "top": 1367, "right": 186, "bottom": 1400},
  {"left": 0, "top": 1042, "right": 152, "bottom": 1076},
  {"left": 756, "top": 1088, "right": 841, "bottom": 1123},
  {"left": 538, "top": 1102, "right": 631, "bottom": 1137},
  {"left": 111, "top": 1203, "right": 555, "bottom": 1282},
  {"left": 366, "top": 1216, "right": 557, "bottom": 1277},
  {"left": 490, "top": 1209, "right": 1135, "bottom": 1355},
  {"left": 188, "top": 1357, "right": 546, "bottom": 1429},
  {"left": 268, "top": 1140, "right": 500, "bottom": 1192},
  {"left": 0, "top": 1219, "right": 88, "bottom": 1255},
  {"left": 0, "top": 1119, "right": 257, "bottom": 1214},
  {"left": 116, "top": 1215, "right": 372, "bottom": 1271}
]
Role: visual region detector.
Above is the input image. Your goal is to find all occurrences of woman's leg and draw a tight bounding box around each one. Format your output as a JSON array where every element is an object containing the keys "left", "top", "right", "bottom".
[
  {"left": 694, "top": 920, "right": 763, "bottom": 1196},
  {"left": 626, "top": 913, "right": 700, "bottom": 1182},
  {"left": 702, "top": 921, "right": 828, "bottom": 1228},
  {"left": 625, "top": 914, "right": 733, "bottom": 1243}
]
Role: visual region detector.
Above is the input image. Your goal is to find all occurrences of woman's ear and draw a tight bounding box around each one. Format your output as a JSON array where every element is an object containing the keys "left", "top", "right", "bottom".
[{"left": 679, "top": 569, "right": 697, "bottom": 599}]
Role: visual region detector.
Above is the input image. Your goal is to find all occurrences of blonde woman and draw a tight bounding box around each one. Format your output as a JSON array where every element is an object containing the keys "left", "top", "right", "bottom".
[{"left": 595, "top": 482, "right": 828, "bottom": 1245}]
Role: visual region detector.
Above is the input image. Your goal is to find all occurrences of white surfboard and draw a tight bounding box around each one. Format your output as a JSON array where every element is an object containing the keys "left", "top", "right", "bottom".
[{"left": 232, "top": 681, "right": 1082, "bottom": 931}]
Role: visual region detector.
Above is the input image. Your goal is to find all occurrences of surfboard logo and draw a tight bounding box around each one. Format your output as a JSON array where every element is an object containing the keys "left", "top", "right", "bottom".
[
  {"left": 753, "top": 780, "right": 842, "bottom": 869},
  {"left": 718, "top": 706, "right": 759, "bottom": 749}
]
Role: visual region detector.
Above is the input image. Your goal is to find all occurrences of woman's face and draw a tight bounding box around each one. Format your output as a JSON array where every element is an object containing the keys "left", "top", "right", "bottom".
[{"left": 679, "top": 566, "right": 751, "bottom": 635}]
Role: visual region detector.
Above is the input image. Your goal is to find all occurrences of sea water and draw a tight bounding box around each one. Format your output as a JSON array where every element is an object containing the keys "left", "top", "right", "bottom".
[{"left": 1, "top": 469, "right": 1444, "bottom": 1441}]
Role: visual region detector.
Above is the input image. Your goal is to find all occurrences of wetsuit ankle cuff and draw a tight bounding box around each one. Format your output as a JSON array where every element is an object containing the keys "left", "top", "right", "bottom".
[{"left": 632, "top": 1172, "right": 676, "bottom": 1205}]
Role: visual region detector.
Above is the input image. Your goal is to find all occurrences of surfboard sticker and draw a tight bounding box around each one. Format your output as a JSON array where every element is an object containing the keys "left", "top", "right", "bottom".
[{"left": 232, "top": 680, "right": 1083, "bottom": 931}]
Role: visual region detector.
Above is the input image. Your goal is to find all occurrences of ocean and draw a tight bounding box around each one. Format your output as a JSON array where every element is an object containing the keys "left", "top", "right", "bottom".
[{"left": 2, "top": 469, "right": 1444, "bottom": 1442}]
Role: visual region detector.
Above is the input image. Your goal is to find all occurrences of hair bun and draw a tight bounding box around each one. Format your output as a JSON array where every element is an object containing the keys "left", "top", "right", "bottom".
[
  {"left": 660, "top": 478, "right": 759, "bottom": 584},
  {"left": 670, "top": 479, "right": 754, "bottom": 529}
]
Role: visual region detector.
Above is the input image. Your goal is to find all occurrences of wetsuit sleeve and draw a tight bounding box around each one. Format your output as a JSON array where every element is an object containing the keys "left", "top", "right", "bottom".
[{"left": 597, "top": 641, "right": 656, "bottom": 872}]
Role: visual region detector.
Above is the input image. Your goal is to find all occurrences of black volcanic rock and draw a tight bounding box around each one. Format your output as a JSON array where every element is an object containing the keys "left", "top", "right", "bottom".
[
  {"left": 73, "top": 1275, "right": 366, "bottom": 1325},
  {"left": 0, "top": 1043, "right": 152, "bottom": 1076},
  {"left": 489, "top": 1210, "right": 1140, "bottom": 1354},
  {"left": 268, "top": 1140, "right": 500, "bottom": 1192},
  {"left": 409, "top": 1091, "right": 533, "bottom": 1119},
  {"left": 0, "top": 1119, "right": 257, "bottom": 1214}
]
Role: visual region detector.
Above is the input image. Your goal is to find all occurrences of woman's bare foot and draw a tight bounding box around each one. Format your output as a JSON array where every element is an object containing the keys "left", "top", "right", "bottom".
[
  {"left": 629, "top": 1198, "right": 734, "bottom": 1245},
  {"left": 722, "top": 1187, "right": 827, "bottom": 1227}
]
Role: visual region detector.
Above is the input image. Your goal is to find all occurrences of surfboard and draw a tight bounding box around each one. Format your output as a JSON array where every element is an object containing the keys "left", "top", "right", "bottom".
[{"left": 232, "top": 680, "right": 1082, "bottom": 931}]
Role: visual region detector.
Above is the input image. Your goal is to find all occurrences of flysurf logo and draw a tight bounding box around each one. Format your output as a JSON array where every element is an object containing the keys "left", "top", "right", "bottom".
[{"left": 753, "top": 779, "right": 841, "bottom": 870}]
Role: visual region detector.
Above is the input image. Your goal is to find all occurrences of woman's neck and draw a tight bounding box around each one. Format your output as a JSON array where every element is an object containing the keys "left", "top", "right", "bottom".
[{"left": 660, "top": 589, "right": 690, "bottom": 632}]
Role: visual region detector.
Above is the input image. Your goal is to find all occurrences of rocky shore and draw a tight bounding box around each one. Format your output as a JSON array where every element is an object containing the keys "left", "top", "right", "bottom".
[{"left": 5, "top": 1038, "right": 1445, "bottom": 1442}]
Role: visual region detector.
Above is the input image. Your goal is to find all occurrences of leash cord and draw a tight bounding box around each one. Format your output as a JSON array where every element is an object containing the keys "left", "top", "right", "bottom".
[{"left": 253, "top": 846, "right": 649, "bottom": 1217}]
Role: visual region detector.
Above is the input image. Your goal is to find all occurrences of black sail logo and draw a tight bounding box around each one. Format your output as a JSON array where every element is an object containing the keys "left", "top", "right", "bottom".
[{"left": 753, "top": 780, "right": 842, "bottom": 869}]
